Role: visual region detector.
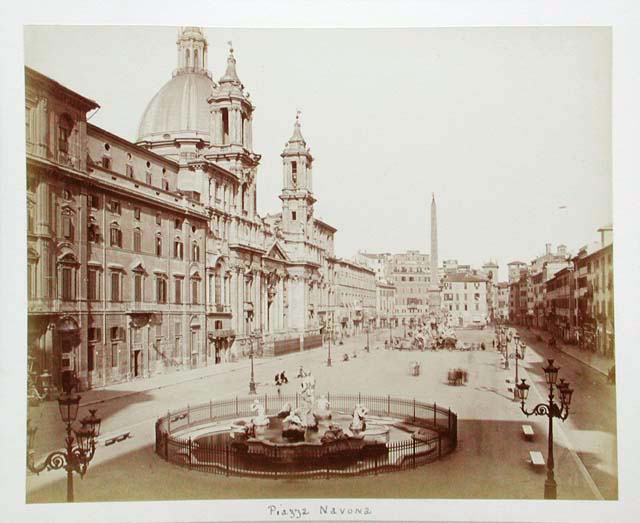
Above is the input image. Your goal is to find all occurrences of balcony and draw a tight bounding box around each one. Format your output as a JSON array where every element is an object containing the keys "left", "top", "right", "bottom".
[
  {"left": 208, "top": 328, "right": 236, "bottom": 340},
  {"left": 206, "top": 304, "right": 232, "bottom": 315}
]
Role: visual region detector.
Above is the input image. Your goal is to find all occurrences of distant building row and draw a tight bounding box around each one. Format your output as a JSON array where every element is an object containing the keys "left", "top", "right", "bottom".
[{"left": 504, "top": 228, "right": 614, "bottom": 359}]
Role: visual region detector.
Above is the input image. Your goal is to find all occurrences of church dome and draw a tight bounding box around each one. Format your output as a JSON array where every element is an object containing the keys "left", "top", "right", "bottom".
[
  {"left": 137, "top": 27, "right": 214, "bottom": 144},
  {"left": 137, "top": 72, "right": 214, "bottom": 142}
]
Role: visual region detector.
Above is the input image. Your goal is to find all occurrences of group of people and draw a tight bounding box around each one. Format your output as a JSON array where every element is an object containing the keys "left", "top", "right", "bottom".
[{"left": 274, "top": 371, "right": 289, "bottom": 387}]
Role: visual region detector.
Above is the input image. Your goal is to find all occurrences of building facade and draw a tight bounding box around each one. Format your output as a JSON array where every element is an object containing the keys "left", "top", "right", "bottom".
[
  {"left": 26, "top": 28, "right": 344, "bottom": 392},
  {"left": 441, "top": 274, "right": 490, "bottom": 327},
  {"left": 333, "top": 259, "right": 376, "bottom": 337}
]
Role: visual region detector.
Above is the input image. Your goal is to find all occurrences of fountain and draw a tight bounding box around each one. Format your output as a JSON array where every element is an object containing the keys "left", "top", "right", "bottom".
[{"left": 224, "top": 374, "right": 390, "bottom": 465}]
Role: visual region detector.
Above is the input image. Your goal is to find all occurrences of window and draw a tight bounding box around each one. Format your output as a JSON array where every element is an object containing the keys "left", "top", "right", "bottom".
[
  {"left": 110, "top": 272, "right": 121, "bottom": 301},
  {"left": 61, "top": 267, "right": 73, "bottom": 300},
  {"left": 146, "top": 171, "right": 152, "bottom": 185},
  {"left": 174, "top": 219, "right": 182, "bottom": 230},
  {"left": 58, "top": 114, "right": 72, "bottom": 153},
  {"left": 62, "top": 215, "right": 74, "bottom": 241},
  {"left": 88, "top": 268, "right": 99, "bottom": 300},
  {"left": 292, "top": 161, "right": 297, "bottom": 175},
  {"left": 174, "top": 239, "right": 184, "bottom": 260},
  {"left": 156, "top": 277, "right": 167, "bottom": 304},
  {"left": 111, "top": 343, "right": 118, "bottom": 368},
  {"left": 174, "top": 278, "right": 183, "bottom": 304},
  {"left": 155, "top": 213, "right": 162, "bottom": 225},
  {"left": 110, "top": 226, "right": 122, "bottom": 248},
  {"left": 162, "top": 179, "right": 169, "bottom": 191},
  {"left": 88, "top": 327, "right": 101, "bottom": 342},
  {"left": 133, "top": 228, "right": 142, "bottom": 253},
  {"left": 222, "top": 108, "right": 229, "bottom": 144},
  {"left": 110, "top": 200, "right": 121, "bottom": 214},
  {"left": 292, "top": 211, "right": 297, "bottom": 221},
  {"left": 191, "top": 279, "right": 199, "bottom": 305},
  {"left": 102, "top": 156, "right": 112, "bottom": 170},
  {"left": 134, "top": 273, "right": 143, "bottom": 302},
  {"left": 126, "top": 164, "right": 134, "bottom": 178},
  {"left": 192, "top": 242, "right": 200, "bottom": 262},
  {"left": 89, "top": 194, "right": 100, "bottom": 210},
  {"left": 134, "top": 207, "right": 141, "bottom": 220},
  {"left": 155, "top": 235, "right": 163, "bottom": 256}
]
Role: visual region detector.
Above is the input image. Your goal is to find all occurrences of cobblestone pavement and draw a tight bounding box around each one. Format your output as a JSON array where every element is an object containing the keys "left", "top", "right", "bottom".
[{"left": 26, "top": 327, "right": 615, "bottom": 502}]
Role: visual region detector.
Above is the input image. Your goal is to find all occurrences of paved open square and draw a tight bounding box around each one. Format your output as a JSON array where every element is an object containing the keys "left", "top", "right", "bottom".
[{"left": 26, "top": 327, "right": 616, "bottom": 502}]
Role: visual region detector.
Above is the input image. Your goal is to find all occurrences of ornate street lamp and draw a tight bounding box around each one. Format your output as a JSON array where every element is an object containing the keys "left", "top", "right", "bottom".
[
  {"left": 27, "top": 392, "right": 101, "bottom": 502},
  {"left": 248, "top": 336, "right": 256, "bottom": 394},
  {"left": 516, "top": 359, "right": 574, "bottom": 499}
]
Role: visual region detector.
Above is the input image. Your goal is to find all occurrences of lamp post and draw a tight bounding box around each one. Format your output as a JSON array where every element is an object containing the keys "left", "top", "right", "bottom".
[
  {"left": 326, "top": 313, "right": 333, "bottom": 367},
  {"left": 503, "top": 328, "right": 510, "bottom": 369},
  {"left": 248, "top": 335, "right": 256, "bottom": 394},
  {"left": 366, "top": 323, "right": 370, "bottom": 349},
  {"left": 27, "top": 392, "right": 101, "bottom": 502},
  {"left": 516, "top": 359, "right": 574, "bottom": 499},
  {"left": 512, "top": 334, "right": 527, "bottom": 400}
]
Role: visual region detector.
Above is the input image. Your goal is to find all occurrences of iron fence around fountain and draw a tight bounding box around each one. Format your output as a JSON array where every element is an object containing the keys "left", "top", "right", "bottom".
[{"left": 154, "top": 393, "right": 457, "bottom": 479}]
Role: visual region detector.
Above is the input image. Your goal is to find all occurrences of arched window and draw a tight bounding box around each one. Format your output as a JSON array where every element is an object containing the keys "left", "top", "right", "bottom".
[
  {"left": 174, "top": 237, "right": 183, "bottom": 260},
  {"left": 155, "top": 234, "right": 163, "bottom": 257},
  {"left": 110, "top": 224, "right": 122, "bottom": 248},
  {"left": 162, "top": 179, "right": 170, "bottom": 191},
  {"left": 192, "top": 242, "right": 200, "bottom": 262}
]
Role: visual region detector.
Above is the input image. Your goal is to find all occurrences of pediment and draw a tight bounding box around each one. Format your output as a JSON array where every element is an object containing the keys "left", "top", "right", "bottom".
[{"left": 266, "top": 241, "right": 289, "bottom": 262}]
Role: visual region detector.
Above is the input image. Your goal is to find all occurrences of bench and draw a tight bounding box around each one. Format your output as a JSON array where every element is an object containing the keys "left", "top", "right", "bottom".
[
  {"left": 522, "top": 424, "right": 535, "bottom": 441},
  {"left": 529, "top": 450, "right": 545, "bottom": 467},
  {"left": 104, "top": 432, "right": 131, "bottom": 447}
]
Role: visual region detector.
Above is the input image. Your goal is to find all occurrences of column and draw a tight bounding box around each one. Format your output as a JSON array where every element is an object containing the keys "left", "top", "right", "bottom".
[
  {"left": 235, "top": 109, "right": 242, "bottom": 144},
  {"left": 246, "top": 116, "right": 253, "bottom": 150}
]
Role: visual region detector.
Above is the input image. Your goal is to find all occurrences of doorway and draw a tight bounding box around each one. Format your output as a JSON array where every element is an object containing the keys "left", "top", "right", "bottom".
[{"left": 133, "top": 350, "right": 141, "bottom": 377}]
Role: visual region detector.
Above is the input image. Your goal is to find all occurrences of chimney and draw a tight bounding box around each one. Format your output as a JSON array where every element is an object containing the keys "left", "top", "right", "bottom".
[{"left": 545, "top": 243, "right": 551, "bottom": 255}]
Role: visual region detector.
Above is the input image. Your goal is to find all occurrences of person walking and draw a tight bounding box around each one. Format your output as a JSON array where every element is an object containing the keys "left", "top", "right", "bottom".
[{"left": 280, "top": 371, "right": 288, "bottom": 384}]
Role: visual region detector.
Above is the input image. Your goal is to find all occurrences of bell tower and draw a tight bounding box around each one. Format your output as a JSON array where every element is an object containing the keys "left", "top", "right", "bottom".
[
  {"left": 206, "top": 43, "right": 261, "bottom": 216},
  {"left": 279, "top": 113, "right": 315, "bottom": 238}
]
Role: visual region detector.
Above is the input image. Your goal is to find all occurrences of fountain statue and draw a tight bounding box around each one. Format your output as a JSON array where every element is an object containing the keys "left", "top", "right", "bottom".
[
  {"left": 314, "top": 394, "right": 332, "bottom": 420},
  {"left": 320, "top": 423, "right": 348, "bottom": 444},
  {"left": 251, "top": 399, "right": 269, "bottom": 426},
  {"left": 299, "top": 372, "right": 318, "bottom": 429},
  {"left": 277, "top": 402, "right": 292, "bottom": 418},
  {"left": 282, "top": 409, "right": 306, "bottom": 441},
  {"left": 349, "top": 404, "right": 368, "bottom": 432}
]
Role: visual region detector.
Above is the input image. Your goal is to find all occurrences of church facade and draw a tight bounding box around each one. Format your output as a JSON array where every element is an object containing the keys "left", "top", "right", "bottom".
[{"left": 26, "top": 27, "right": 339, "bottom": 393}]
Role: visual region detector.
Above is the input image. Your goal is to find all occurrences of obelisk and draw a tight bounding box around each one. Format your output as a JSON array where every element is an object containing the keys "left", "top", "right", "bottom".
[
  {"left": 430, "top": 193, "right": 438, "bottom": 290},
  {"left": 428, "top": 193, "right": 441, "bottom": 318}
]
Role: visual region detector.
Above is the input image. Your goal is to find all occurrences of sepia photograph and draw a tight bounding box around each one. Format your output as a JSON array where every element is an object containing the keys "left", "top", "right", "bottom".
[
  {"left": 3, "top": 2, "right": 640, "bottom": 522},
  {"left": 21, "top": 23, "right": 616, "bottom": 503}
]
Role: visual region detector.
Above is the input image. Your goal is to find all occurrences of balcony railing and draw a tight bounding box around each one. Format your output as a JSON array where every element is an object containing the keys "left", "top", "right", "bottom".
[
  {"left": 206, "top": 304, "right": 232, "bottom": 315},
  {"left": 208, "top": 328, "right": 236, "bottom": 339}
]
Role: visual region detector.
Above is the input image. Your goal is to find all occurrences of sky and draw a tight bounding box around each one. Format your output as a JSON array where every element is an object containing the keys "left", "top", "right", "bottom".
[{"left": 24, "top": 26, "right": 611, "bottom": 281}]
